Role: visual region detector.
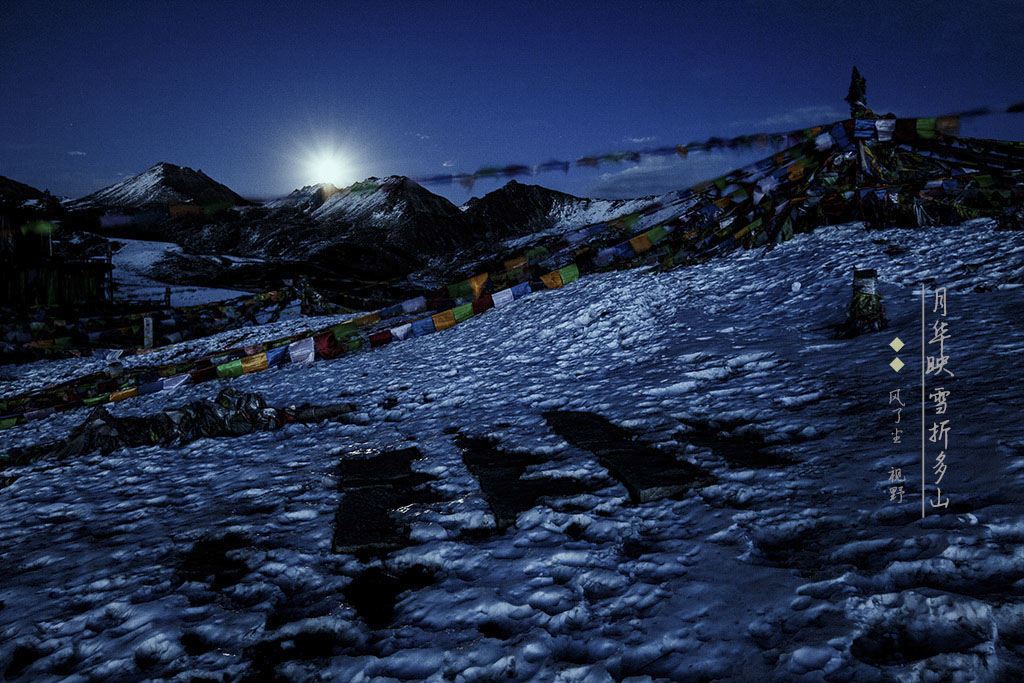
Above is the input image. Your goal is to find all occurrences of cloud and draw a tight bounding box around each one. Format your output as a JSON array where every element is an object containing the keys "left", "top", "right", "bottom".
[
  {"left": 442, "top": 160, "right": 454, "bottom": 167},
  {"left": 624, "top": 135, "right": 657, "bottom": 144},
  {"left": 750, "top": 105, "right": 846, "bottom": 131},
  {"left": 586, "top": 151, "right": 763, "bottom": 199},
  {"left": 412, "top": 132, "right": 430, "bottom": 140},
  {"left": 67, "top": 150, "right": 86, "bottom": 156}
]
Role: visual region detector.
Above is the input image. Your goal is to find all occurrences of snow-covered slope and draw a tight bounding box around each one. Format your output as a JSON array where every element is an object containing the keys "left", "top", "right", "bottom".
[
  {"left": 68, "top": 162, "right": 247, "bottom": 210},
  {"left": 109, "top": 238, "right": 250, "bottom": 305},
  {"left": 2, "top": 219, "right": 1023, "bottom": 681}
]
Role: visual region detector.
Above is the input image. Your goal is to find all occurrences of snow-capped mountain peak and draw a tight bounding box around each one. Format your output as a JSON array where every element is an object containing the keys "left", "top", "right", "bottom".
[{"left": 68, "top": 162, "right": 247, "bottom": 210}]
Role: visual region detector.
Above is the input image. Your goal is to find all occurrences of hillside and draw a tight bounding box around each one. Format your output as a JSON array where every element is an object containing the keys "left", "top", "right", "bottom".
[{"left": 2, "top": 218, "right": 1022, "bottom": 681}]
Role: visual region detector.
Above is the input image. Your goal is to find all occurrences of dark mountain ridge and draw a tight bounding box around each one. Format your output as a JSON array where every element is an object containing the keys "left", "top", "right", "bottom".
[{"left": 0, "top": 175, "right": 47, "bottom": 203}]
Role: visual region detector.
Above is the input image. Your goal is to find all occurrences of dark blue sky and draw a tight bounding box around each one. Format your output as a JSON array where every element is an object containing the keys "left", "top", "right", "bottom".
[{"left": 2, "top": 0, "right": 1023, "bottom": 204}]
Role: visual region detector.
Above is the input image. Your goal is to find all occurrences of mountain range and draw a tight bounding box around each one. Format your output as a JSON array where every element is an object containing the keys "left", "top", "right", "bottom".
[{"left": 6, "top": 162, "right": 646, "bottom": 281}]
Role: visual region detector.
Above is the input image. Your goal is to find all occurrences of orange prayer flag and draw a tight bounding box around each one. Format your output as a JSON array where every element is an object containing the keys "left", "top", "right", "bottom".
[
  {"left": 469, "top": 273, "right": 489, "bottom": 298},
  {"left": 629, "top": 234, "right": 652, "bottom": 253}
]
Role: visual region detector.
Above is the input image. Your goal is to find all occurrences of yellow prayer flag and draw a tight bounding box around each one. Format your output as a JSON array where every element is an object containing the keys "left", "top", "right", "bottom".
[
  {"left": 241, "top": 353, "right": 269, "bottom": 374},
  {"left": 432, "top": 309, "right": 456, "bottom": 331},
  {"left": 354, "top": 312, "right": 381, "bottom": 327},
  {"left": 109, "top": 387, "right": 139, "bottom": 402}
]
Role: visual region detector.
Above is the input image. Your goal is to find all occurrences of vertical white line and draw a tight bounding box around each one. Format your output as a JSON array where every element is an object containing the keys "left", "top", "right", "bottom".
[{"left": 921, "top": 284, "right": 926, "bottom": 519}]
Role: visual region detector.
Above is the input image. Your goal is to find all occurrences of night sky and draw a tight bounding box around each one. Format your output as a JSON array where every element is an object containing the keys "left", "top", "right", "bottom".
[{"left": 2, "top": 1, "right": 1023, "bottom": 204}]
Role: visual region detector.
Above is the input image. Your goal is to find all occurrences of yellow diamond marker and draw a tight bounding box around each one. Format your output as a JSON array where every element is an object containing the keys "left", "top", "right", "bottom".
[
  {"left": 890, "top": 337, "right": 904, "bottom": 352},
  {"left": 890, "top": 358, "right": 905, "bottom": 372}
]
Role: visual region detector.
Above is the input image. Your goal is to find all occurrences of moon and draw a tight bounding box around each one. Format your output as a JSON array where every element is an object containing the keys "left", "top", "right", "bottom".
[{"left": 303, "top": 146, "right": 352, "bottom": 187}]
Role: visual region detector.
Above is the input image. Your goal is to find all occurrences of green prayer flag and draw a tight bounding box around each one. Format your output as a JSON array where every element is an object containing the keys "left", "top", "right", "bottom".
[
  {"left": 21, "top": 220, "right": 57, "bottom": 236},
  {"left": 331, "top": 321, "right": 357, "bottom": 341},
  {"left": 646, "top": 225, "right": 669, "bottom": 244},
  {"left": 782, "top": 219, "right": 794, "bottom": 241},
  {"left": 453, "top": 303, "right": 474, "bottom": 323},
  {"left": 217, "top": 359, "right": 244, "bottom": 379},
  {"left": 350, "top": 180, "right": 379, "bottom": 195},
  {"left": 620, "top": 213, "right": 641, "bottom": 229},
  {"left": 447, "top": 280, "right": 474, "bottom": 300},
  {"left": 916, "top": 118, "right": 937, "bottom": 139},
  {"left": 0, "top": 417, "right": 18, "bottom": 430},
  {"left": 525, "top": 247, "right": 549, "bottom": 262},
  {"left": 83, "top": 395, "right": 109, "bottom": 407},
  {"left": 557, "top": 264, "right": 579, "bottom": 285}
]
